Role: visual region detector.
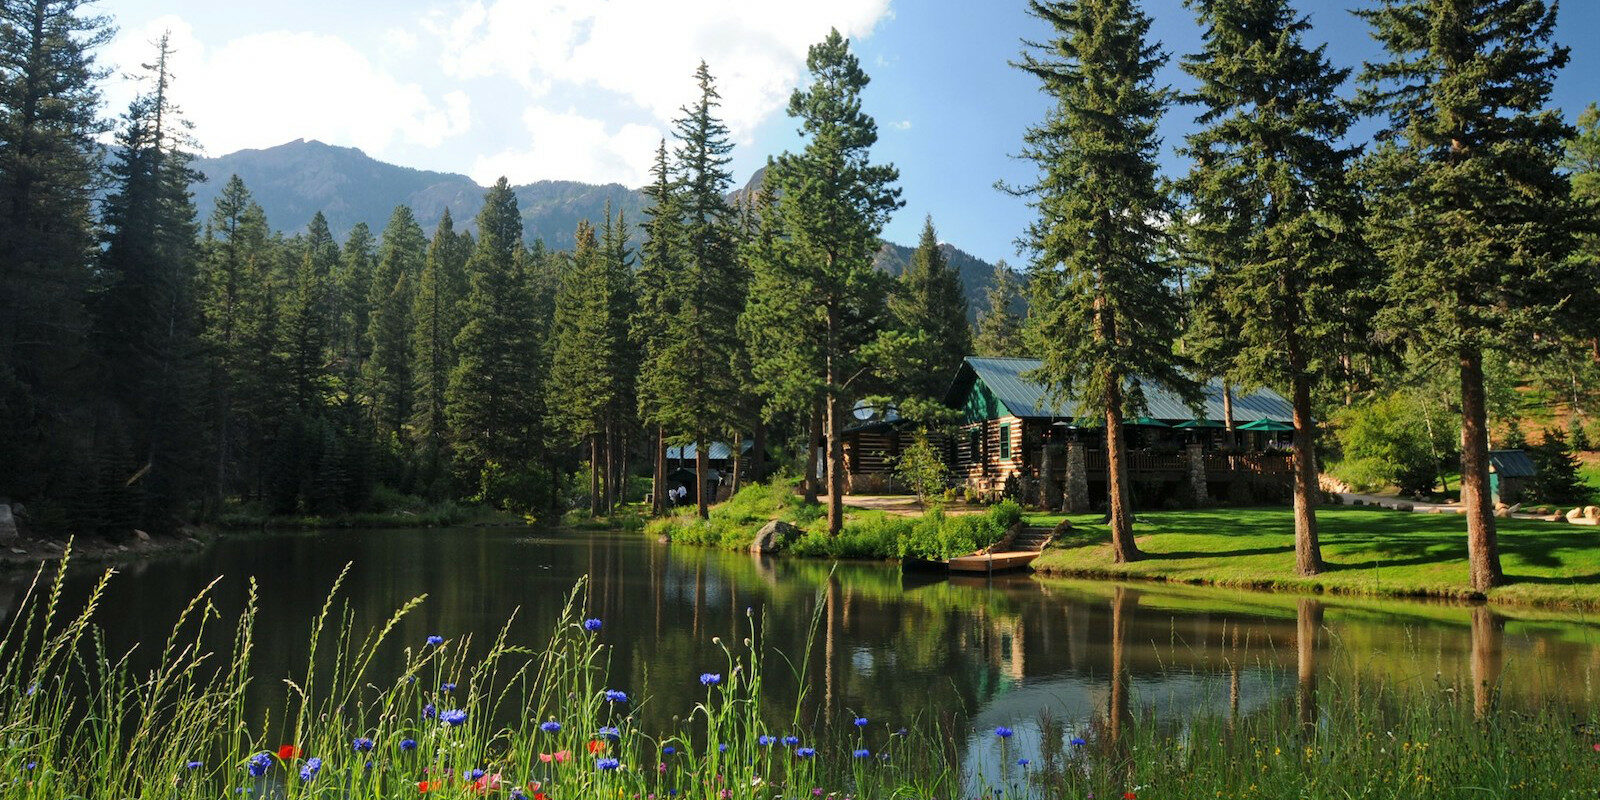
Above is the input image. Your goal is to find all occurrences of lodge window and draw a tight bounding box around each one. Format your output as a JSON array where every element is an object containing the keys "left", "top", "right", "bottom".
[
  {"left": 999, "top": 424, "right": 1011, "bottom": 460},
  {"left": 967, "top": 428, "right": 980, "bottom": 462}
]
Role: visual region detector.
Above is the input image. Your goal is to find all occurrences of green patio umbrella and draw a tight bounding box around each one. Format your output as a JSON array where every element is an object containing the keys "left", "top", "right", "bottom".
[
  {"left": 1237, "top": 419, "right": 1294, "bottom": 432},
  {"left": 1174, "top": 419, "right": 1226, "bottom": 429},
  {"left": 1127, "top": 417, "right": 1170, "bottom": 427}
]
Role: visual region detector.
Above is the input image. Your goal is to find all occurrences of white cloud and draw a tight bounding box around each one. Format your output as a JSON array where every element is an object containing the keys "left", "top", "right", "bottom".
[
  {"left": 428, "top": 0, "right": 894, "bottom": 137},
  {"left": 890, "top": 119, "right": 912, "bottom": 131},
  {"left": 473, "top": 107, "right": 661, "bottom": 187},
  {"left": 104, "top": 16, "right": 471, "bottom": 158}
]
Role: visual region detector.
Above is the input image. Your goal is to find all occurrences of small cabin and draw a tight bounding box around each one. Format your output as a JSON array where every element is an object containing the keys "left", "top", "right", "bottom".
[
  {"left": 1487, "top": 450, "right": 1537, "bottom": 505},
  {"left": 945, "top": 357, "right": 1298, "bottom": 509}
]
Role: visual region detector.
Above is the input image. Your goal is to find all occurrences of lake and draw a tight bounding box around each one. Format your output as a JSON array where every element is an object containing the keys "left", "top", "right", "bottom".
[{"left": 7, "top": 527, "right": 1600, "bottom": 766}]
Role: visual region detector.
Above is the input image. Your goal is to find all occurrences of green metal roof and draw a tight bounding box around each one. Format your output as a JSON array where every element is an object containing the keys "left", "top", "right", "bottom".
[
  {"left": 948, "top": 357, "right": 1295, "bottom": 424},
  {"left": 1488, "top": 450, "right": 1537, "bottom": 479}
]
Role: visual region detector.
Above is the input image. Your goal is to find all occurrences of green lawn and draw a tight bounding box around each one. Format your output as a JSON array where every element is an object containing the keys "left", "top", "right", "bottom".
[{"left": 1029, "top": 506, "right": 1600, "bottom": 609}]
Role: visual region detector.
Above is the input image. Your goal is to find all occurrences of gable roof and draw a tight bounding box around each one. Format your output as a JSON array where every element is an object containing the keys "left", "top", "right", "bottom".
[
  {"left": 666, "top": 441, "right": 752, "bottom": 461},
  {"left": 1488, "top": 450, "right": 1537, "bottom": 478},
  {"left": 948, "top": 356, "right": 1294, "bottom": 423}
]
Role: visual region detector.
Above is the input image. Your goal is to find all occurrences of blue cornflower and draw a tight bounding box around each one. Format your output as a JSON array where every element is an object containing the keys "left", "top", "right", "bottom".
[
  {"left": 298, "top": 757, "right": 322, "bottom": 782},
  {"left": 894, "top": 728, "right": 908, "bottom": 737},
  {"left": 795, "top": 747, "right": 816, "bottom": 759},
  {"left": 718, "top": 743, "right": 728, "bottom": 753},
  {"left": 596, "top": 757, "right": 620, "bottom": 771},
  {"left": 604, "top": 689, "right": 629, "bottom": 703},
  {"left": 758, "top": 735, "right": 775, "bottom": 746},
  {"left": 440, "top": 709, "right": 468, "bottom": 727},
  {"left": 440, "top": 682, "right": 456, "bottom": 692},
  {"left": 1017, "top": 758, "right": 1030, "bottom": 767},
  {"left": 663, "top": 745, "right": 676, "bottom": 755},
  {"left": 599, "top": 725, "right": 621, "bottom": 740},
  {"left": 995, "top": 726, "right": 1014, "bottom": 739},
  {"left": 400, "top": 738, "right": 418, "bottom": 752},
  {"left": 186, "top": 760, "right": 203, "bottom": 770},
  {"left": 422, "top": 703, "right": 436, "bottom": 720},
  {"left": 853, "top": 717, "right": 868, "bottom": 727},
  {"left": 583, "top": 618, "right": 603, "bottom": 632},
  {"left": 352, "top": 737, "right": 374, "bottom": 752},
  {"left": 247, "top": 752, "right": 272, "bottom": 777},
  {"left": 1069, "top": 737, "right": 1087, "bottom": 747},
  {"left": 511, "top": 790, "right": 527, "bottom": 800},
  {"left": 540, "top": 720, "right": 562, "bottom": 733},
  {"left": 426, "top": 635, "right": 444, "bottom": 646},
  {"left": 782, "top": 736, "right": 799, "bottom": 746},
  {"left": 468, "top": 769, "right": 485, "bottom": 780},
  {"left": 699, "top": 673, "right": 721, "bottom": 686},
  {"left": 853, "top": 749, "right": 871, "bottom": 758}
]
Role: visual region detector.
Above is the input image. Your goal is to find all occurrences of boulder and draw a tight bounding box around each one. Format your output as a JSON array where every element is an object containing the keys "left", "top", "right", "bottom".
[
  {"left": 1569, "top": 507, "right": 1587, "bottom": 522},
  {"left": 1587, "top": 507, "right": 1600, "bottom": 522},
  {"left": 1393, "top": 502, "right": 1414, "bottom": 512},
  {"left": 1494, "top": 507, "right": 1511, "bottom": 518},
  {"left": 134, "top": 529, "right": 151, "bottom": 543},
  {"left": 749, "top": 520, "right": 802, "bottom": 554},
  {"left": 1052, "top": 518, "right": 1075, "bottom": 537},
  {"left": 0, "top": 504, "right": 15, "bottom": 544}
]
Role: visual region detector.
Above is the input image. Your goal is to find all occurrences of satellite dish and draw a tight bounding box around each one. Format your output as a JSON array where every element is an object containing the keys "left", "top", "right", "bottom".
[{"left": 852, "top": 401, "right": 876, "bottom": 421}]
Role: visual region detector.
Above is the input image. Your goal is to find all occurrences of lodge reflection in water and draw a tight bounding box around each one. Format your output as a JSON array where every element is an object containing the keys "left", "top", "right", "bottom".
[{"left": 3, "top": 529, "right": 1595, "bottom": 747}]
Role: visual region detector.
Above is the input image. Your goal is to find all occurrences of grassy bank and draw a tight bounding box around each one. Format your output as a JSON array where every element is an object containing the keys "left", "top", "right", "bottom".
[
  {"left": 212, "top": 498, "right": 521, "bottom": 530},
  {"left": 644, "top": 482, "right": 1022, "bottom": 560},
  {"left": 3, "top": 556, "right": 1598, "bottom": 799},
  {"left": 1031, "top": 506, "right": 1600, "bottom": 608}
]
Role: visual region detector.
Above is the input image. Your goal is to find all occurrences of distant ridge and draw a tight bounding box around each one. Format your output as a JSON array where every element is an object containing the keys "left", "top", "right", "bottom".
[
  {"left": 190, "top": 139, "right": 647, "bottom": 252},
  {"left": 190, "top": 140, "right": 1015, "bottom": 318}
]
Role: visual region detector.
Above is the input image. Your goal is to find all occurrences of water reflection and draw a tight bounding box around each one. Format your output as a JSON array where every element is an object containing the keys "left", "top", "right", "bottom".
[{"left": 3, "top": 529, "right": 1599, "bottom": 754}]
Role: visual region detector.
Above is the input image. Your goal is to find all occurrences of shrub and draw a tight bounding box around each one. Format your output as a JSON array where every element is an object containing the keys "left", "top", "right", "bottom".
[{"left": 1331, "top": 392, "right": 1448, "bottom": 495}]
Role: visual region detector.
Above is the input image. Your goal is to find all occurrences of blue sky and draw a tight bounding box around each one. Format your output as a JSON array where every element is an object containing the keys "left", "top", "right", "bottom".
[{"left": 98, "top": 0, "right": 1600, "bottom": 263}]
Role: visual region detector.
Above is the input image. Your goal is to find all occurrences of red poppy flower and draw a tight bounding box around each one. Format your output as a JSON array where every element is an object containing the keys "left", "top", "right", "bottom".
[
  {"left": 278, "top": 745, "right": 301, "bottom": 760},
  {"left": 587, "top": 740, "right": 608, "bottom": 754},
  {"left": 1123, "top": 793, "right": 1136, "bottom": 800},
  {"left": 417, "top": 781, "right": 431, "bottom": 792}
]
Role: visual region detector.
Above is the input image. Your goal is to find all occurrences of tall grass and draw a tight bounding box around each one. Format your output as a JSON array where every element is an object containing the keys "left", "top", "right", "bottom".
[{"left": 1, "top": 546, "right": 1597, "bottom": 798}]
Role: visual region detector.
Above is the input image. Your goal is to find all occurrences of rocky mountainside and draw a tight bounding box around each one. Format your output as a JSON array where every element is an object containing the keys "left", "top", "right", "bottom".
[{"left": 191, "top": 140, "right": 1012, "bottom": 317}]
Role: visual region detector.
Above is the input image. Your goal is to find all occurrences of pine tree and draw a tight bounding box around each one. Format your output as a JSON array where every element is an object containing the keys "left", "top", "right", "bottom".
[
  {"left": 332, "top": 223, "right": 376, "bottom": 397},
  {"left": 647, "top": 62, "right": 746, "bottom": 519},
  {"left": 1011, "top": 0, "right": 1194, "bottom": 562},
  {"left": 597, "top": 205, "right": 637, "bottom": 511},
  {"left": 739, "top": 177, "right": 828, "bottom": 498},
  {"left": 366, "top": 205, "right": 425, "bottom": 443},
  {"left": 281, "top": 217, "right": 337, "bottom": 412},
  {"left": 1358, "top": 0, "right": 1584, "bottom": 591},
  {"left": 886, "top": 216, "right": 972, "bottom": 411},
  {"left": 768, "top": 31, "right": 903, "bottom": 534},
  {"left": 634, "top": 141, "right": 683, "bottom": 516},
  {"left": 410, "top": 209, "right": 466, "bottom": 498},
  {"left": 1177, "top": 0, "right": 1368, "bottom": 576},
  {"left": 448, "top": 179, "right": 544, "bottom": 508},
  {"left": 974, "top": 260, "right": 1026, "bottom": 358},
  {"left": 548, "top": 221, "right": 609, "bottom": 514},
  {"left": 0, "top": 0, "right": 112, "bottom": 513},
  {"left": 93, "top": 33, "right": 202, "bottom": 534},
  {"left": 196, "top": 176, "right": 274, "bottom": 508}
]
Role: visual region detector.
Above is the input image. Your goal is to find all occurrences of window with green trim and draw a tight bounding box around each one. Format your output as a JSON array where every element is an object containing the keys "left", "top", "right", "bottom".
[{"left": 999, "top": 424, "right": 1011, "bottom": 460}]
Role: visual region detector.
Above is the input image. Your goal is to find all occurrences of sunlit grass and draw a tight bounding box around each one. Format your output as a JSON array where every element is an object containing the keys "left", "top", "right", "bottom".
[{"left": 1031, "top": 506, "right": 1600, "bottom": 608}]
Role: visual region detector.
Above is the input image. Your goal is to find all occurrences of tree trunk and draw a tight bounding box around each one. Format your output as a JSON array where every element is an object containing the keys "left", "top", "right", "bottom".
[
  {"left": 1459, "top": 345, "right": 1504, "bottom": 591},
  {"left": 730, "top": 431, "right": 744, "bottom": 494},
  {"left": 1222, "top": 378, "right": 1237, "bottom": 450},
  {"left": 695, "top": 439, "right": 710, "bottom": 520},
  {"left": 1289, "top": 371, "right": 1323, "bottom": 576},
  {"left": 1104, "top": 380, "right": 1141, "bottom": 562},
  {"left": 601, "top": 419, "right": 611, "bottom": 512},
  {"left": 1108, "top": 586, "right": 1133, "bottom": 747},
  {"left": 826, "top": 391, "right": 846, "bottom": 535},
  {"left": 589, "top": 433, "right": 601, "bottom": 516},
  {"left": 651, "top": 425, "right": 666, "bottom": 517},
  {"left": 752, "top": 419, "right": 767, "bottom": 484},
  {"left": 804, "top": 397, "right": 823, "bottom": 505}
]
